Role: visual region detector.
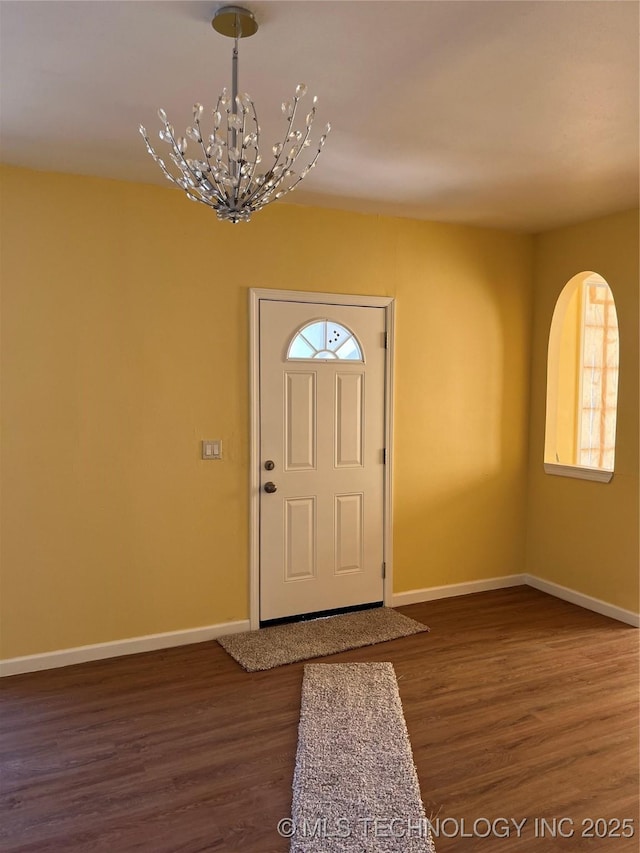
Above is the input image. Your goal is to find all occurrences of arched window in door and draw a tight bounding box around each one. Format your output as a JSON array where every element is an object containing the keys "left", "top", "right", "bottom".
[
  {"left": 287, "top": 320, "right": 364, "bottom": 361},
  {"left": 544, "top": 271, "right": 619, "bottom": 481}
]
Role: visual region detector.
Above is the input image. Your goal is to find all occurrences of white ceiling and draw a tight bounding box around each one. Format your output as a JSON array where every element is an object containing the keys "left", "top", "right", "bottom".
[{"left": 1, "top": 0, "right": 638, "bottom": 232}]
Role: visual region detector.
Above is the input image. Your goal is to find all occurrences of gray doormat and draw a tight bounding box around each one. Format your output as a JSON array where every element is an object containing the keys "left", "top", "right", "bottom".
[
  {"left": 217, "top": 607, "right": 429, "bottom": 672},
  {"left": 289, "top": 662, "right": 436, "bottom": 852}
]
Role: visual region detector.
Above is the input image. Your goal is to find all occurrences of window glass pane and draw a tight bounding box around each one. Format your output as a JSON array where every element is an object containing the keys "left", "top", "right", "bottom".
[
  {"left": 605, "top": 337, "right": 619, "bottom": 367},
  {"left": 580, "top": 408, "right": 600, "bottom": 448},
  {"left": 583, "top": 326, "right": 604, "bottom": 366},
  {"left": 289, "top": 336, "right": 315, "bottom": 359},
  {"left": 601, "top": 449, "right": 615, "bottom": 470},
  {"left": 301, "top": 321, "right": 326, "bottom": 351},
  {"left": 581, "top": 368, "right": 600, "bottom": 407},
  {"left": 603, "top": 414, "right": 617, "bottom": 446},
  {"left": 605, "top": 370, "right": 619, "bottom": 407},
  {"left": 335, "top": 337, "right": 360, "bottom": 360},
  {"left": 326, "top": 323, "right": 352, "bottom": 351},
  {"left": 590, "top": 302, "right": 604, "bottom": 325},
  {"left": 578, "top": 278, "right": 619, "bottom": 470}
]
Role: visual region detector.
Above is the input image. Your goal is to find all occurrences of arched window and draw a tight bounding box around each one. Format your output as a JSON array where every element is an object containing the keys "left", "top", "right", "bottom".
[
  {"left": 544, "top": 272, "right": 619, "bottom": 482},
  {"left": 287, "top": 320, "right": 363, "bottom": 361}
]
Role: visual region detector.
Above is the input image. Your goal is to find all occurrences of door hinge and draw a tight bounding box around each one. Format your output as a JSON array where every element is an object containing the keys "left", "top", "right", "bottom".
[
  {"left": 382, "top": 561, "right": 386, "bottom": 579},
  {"left": 382, "top": 331, "right": 388, "bottom": 349},
  {"left": 382, "top": 448, "right": 387, "bottom": 464}
]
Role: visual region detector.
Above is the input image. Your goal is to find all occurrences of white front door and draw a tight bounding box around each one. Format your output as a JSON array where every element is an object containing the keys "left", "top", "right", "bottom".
[{"left": 259, "top": 299, "right": 387, "bottom": 622}]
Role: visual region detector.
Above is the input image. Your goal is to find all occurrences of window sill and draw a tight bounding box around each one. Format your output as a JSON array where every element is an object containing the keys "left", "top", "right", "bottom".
[{"left": 543, "top": 462, "right": 613, "bottom": 483}]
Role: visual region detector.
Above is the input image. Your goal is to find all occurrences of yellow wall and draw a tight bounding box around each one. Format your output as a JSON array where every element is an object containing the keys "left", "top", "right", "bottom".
[
  {"left": 526, "top": 210, "right": 639, "bottom": 612},
  {"left": 0, "top": 164, "right": 533, "bottom": 658}
]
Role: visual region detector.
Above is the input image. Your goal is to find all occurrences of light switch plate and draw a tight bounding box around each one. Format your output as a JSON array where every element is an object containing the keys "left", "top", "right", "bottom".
[{"left": 202, "top": 440, "right": 222, "bottom": 460}]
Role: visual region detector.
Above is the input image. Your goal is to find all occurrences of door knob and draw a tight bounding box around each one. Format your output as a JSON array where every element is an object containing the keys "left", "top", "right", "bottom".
[
  {"left": 264, "top": 481, "right": 277, "bottom": 494},
  {"left": 264, "top": 460, "right": 275, "bottom": 470}
]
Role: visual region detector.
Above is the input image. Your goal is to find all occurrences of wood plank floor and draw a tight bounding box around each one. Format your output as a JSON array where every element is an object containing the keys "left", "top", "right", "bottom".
[{"left": 1, "top": 587, "right": 638, "bottom": 852}]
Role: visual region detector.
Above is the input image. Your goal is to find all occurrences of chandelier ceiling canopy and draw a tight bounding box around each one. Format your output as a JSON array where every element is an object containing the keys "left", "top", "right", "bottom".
[{"left": 139, "top": 5, "right": 330, "bottom": 224}]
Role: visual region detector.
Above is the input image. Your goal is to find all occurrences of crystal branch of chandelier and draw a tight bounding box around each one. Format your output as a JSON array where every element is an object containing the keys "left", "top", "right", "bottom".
[{"left": 139, "top": 84, "right": 330, "bottom": 224}]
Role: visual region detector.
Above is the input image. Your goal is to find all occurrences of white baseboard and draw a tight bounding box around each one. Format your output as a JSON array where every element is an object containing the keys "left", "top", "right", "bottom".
[
  {"left": 0, "top": 619, "right": 250, "bottom": 677},
  {"left": 392, "top": 573, "right": 638, "bottom": 628},
  {"left": 392, "top": 574, "right": 526, "bottom": 607},
  {"left": 4, "top": 573, "right": 638, "bottom": 677},
  {"left": 524, "top": 574, "right": 640, "bottom": 628}
]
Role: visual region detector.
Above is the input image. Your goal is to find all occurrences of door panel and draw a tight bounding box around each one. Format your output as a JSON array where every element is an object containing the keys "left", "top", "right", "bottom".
[
  {"left": 334, "top": 492, "right": 364, "bottom": 574},
  {"left": 284, "top": 497, "right": 316, "bottom": 580},
  {"left": 335, "top": 373, "right": 364, "bottom": 467},
  {"left": 259, "top": 300, "right": 385, "bottom": 622},
  {"left": 285, "top": 372, "right": 317, "bottom": 470}
]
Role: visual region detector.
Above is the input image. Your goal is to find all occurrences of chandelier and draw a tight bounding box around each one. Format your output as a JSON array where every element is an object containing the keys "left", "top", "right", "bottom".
[{"left": 139, "top": 5, "right": 330, "bottom": 224}]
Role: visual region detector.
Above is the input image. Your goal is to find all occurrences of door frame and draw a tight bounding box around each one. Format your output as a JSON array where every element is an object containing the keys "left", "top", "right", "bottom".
[{"left": 249, "top": 288, "right": 395, "bottom": 630}]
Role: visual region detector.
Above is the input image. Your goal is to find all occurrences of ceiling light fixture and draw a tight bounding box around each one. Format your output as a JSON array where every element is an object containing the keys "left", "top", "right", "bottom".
[{"left": 139, "top": 5, "right": 330, "bottom": 224}]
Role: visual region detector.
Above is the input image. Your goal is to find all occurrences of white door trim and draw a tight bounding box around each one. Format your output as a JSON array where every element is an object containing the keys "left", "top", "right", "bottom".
[{"left": 249, "top": 288, "right": 395, "bottom": 630}]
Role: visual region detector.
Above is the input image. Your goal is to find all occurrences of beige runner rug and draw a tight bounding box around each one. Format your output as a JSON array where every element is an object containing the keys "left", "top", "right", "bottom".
[{"left": 288, "top": 662, "right": 436, "bottom": 852}]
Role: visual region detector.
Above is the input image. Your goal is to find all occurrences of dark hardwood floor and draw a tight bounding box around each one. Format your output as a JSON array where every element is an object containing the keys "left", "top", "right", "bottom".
[{"left": 1, "top": 587, "right": 638, "bottom": 852}]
